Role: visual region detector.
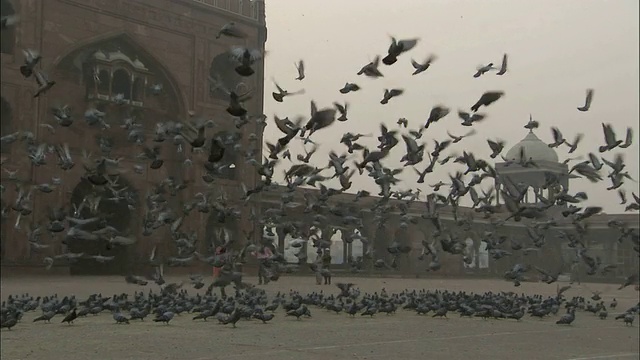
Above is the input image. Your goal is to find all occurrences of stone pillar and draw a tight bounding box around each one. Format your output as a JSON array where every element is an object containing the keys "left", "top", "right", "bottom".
[
  {"left": 275, "top": 226, "right": 286, "bottom": 252},
  {"left": 358, "top": 212, "right": 376, "bottom": 272},
  {"left": 342, "top": 234, "right": 348, "bottom": 264},
  {"left": 393, "top": 223, "right": 412, "bottom": 274}
]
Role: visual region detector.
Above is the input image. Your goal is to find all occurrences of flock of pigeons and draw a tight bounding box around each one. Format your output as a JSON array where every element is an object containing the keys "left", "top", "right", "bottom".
[
  {"left": 1, "top": 282, "right": 639, "bottom": 330},
  {"left": 1, "top": 15, "right": 639, "bottom": 331}
]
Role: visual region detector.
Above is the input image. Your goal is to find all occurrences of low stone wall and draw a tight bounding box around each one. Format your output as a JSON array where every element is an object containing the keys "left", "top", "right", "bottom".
[
  {"left": 0, "top": 265, "right": 70, "bottom": 277},
  {"left": 0, "top": 263, "right": 629, "bottom": 285}
]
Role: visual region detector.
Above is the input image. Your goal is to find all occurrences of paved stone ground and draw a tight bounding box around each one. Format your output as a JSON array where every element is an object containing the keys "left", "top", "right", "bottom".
[{"left": 1, "top": 275, "right": 638, "bottom": 360}]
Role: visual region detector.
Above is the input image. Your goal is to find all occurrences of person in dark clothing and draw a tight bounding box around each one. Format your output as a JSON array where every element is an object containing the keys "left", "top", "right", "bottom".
[
  {"left": 321, "top": 249, "right": 332, "bottom": 285},
  {"left": 252, "top": 245, "right": 273, "bottom": 285},
  {"left": 312, "top": 251, "right": 323, "bottom": 285},
  {"left": 216, "top": 263, "right": 234, "bottom": 299}
]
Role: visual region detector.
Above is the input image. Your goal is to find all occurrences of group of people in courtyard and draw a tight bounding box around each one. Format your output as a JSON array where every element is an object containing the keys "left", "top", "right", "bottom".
[{"left": 212, "top": 241, "right": 334, "bottom": 288}]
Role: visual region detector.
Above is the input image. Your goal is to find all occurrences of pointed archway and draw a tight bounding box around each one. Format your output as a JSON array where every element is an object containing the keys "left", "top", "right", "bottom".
[
  {"left": 52, "top": 31, "right": 188, "bottom": 176},
  {"left": 68, "top": 177, "right": 138, "bottom": 275},
  {"left": 52, "top": 31, "right": 187, "bottom": 115}
]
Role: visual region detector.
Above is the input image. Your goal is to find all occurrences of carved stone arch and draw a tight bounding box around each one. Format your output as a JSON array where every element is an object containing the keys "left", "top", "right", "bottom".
[
  {"left": 0, "top": 0, "right": 16, "bottom": 55},
  {"left": 477, "top": 238, "right": 489, "bottom": 270},
  {"left": 96, "top": 68, "right": 111, "bottom": 94},
  {"left": 68, "top": 176, "right": 138, "bottom": 275},
  {"left": 209, "top": 51, "right": 243, "bottom": 101},
  {"left": 0, "top": 97, "right": 12, "bottom": 154},
  {"left": 52, "top": 31, "right": 188, "bottom": 117},
  {"left": 111, "top": 67, "right": 132, "bottom": 100},
  {"left": 270, "top": 226, "right": 300, "bottom": 263},
  {"left": 329, "top": 228, "right": 344, "bottom": 264},
  {"left": 464, "top": 237, "right": 476, "bottom": 269},
  {"left": 349, "top": 228, "right": 365, "bottom": 258}
]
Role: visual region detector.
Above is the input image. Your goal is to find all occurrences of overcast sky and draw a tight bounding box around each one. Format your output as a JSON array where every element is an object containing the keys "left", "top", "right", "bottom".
[{"left": 261, "top": 0, "right": 639, "bottom": 214}]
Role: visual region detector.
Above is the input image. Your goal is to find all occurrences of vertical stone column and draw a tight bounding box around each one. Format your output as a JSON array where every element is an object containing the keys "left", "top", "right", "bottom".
[
  {"left": 341, "top": 231, "right": 349, "bottom": 264},
  {"left": 357, "top": 212, "right": 375, "bottom": 272},
  {"left": 276, "top": 226, "right": 286, "bottom": 253}
]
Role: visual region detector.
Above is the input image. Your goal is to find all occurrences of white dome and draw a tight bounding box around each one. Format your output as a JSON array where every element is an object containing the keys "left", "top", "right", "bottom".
[{"left": 505, "top": 130, "right": 559, "bottom": 163}]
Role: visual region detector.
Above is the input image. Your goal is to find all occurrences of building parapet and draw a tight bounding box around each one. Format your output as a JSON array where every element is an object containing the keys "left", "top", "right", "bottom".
[
  {"left": 255, "top": 185, "right": 640, "bottom": 230},
  {"left": 191, "top": 0, "right": 261, "bottom": 22}
]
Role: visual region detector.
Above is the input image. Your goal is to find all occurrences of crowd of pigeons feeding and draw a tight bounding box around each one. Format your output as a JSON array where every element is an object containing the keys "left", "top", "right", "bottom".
[
  {"left": 1, "top": 17, "right": 639, "bottom": 331},
  {"left": 1, "top": 282, "right": 639, "bottom": 331}
]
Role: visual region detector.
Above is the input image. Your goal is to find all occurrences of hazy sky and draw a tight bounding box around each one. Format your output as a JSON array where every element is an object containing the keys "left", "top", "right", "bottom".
[{"left": 261, "top": 0, "right": 639, "bottom": 214}]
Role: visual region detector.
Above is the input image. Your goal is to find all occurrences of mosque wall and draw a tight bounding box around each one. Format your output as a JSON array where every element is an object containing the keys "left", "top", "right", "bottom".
[{"left": 0, "top": 0, "right": 266, "bottom": 273}]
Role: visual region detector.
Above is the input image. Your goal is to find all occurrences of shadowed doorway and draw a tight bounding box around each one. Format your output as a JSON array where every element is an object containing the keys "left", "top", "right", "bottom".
[{"left": 67, "top": 177, "right": 136, "bottom": 275}]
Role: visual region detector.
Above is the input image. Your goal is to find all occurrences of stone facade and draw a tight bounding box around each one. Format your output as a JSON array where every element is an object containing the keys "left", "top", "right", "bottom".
[
  {"left": 1, "top": 1, "right": 637, "bottom": 284},
  {"left": 0, "top": 0, "right": 266, "bottom": 272},
  {"left": 257, "top": 185, "right": 640, "bottom": 282}
]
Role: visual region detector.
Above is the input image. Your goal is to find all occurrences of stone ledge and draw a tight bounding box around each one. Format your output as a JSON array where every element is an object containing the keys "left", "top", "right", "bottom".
[{"left": 0, "top": 265, "right": 71, "bottom": 277}]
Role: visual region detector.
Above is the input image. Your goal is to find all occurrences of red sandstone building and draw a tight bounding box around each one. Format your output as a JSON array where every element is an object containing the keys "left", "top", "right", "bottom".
[
  {"left": 1, "top": 1, "right": 637, "bottom": 282},
  {"left": 1, "top": 0, "right": 266, "bottom": 273}
]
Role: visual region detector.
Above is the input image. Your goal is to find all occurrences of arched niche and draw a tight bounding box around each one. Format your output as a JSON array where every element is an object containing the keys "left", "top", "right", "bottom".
[
  {"left": 0, "top": 97, "right": 12, "bottom": 153},
  {"left": 350, "top": 229, "right": 365, "bottom": 258},
  {"left": 464, "top": 238, "right": 476, "bottom": 269},
  {"left": 68, "top": 177, "right": 137, "bottom": 275},
  {"left": 329, "top": 229, "right": 343, "bottom": 264},
  {"left": 54, "top": 32, "right": 186, "bottom": 129},
  {"left": 209, "top": 51, "right": 243, "bottom": 101},
  {"left": 261, "top": 224, "right": 278, "bottom": 248},
  {"left": 304, "top": 226, "right": 323, "bottom": 262},
  {"left": 94, "top": 68, "right": 111, "bottom": 95},
  {"left": 273, "top": 225, "right": 307, "bottom": 264},
  {"left": 1, "top": 0, "right": 15, "bottom": 55},
  {"left": 112, "top": 68, "right": 132, "bottom": 100},
  {"left": 478, "top": 241, "right": 489, "bottom": 269}
]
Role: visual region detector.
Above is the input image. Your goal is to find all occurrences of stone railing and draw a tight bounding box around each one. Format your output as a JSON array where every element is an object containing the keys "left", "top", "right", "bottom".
[{"left": 191, "top": 0, "right": 261, "bottom": 21}]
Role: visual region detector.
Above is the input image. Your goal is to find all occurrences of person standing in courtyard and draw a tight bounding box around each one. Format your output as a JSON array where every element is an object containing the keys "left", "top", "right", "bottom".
[
  {"left": 570, "top": 258, "right": 582, "bottom": 285},
  {"left": 213, "top": 245, "right": 226, "bottom": 278},
  {"left": 312, "top": 250, "right": 323, "bottom": 285},
  {"left": 252, "top": 245, "right": 273, "bottom": 285},
  {"left": 321, "top": 248, "right": 332, "bottom": 285}
]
